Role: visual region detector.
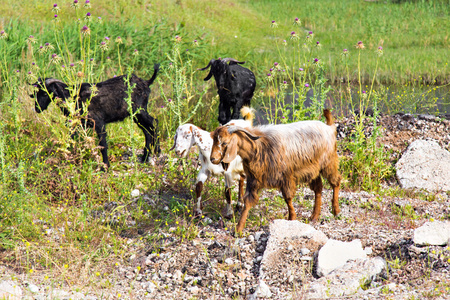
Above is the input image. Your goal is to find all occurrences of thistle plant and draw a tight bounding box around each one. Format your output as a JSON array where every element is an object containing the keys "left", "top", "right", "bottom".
[{"left": 257, "top": 18, "right": 327, "bottom": 124}]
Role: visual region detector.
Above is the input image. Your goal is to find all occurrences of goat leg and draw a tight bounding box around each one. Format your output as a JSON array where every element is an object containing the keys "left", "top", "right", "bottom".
[
  {"left": 235, "top": 190, "right": 259, "bottom": 234},
  {"left": 235, "top": 175, "right": 245, "bottom": 213},
  {"left": 309, "top": 177, "right": 323, "bottom": 222},
  {"left": 95, "top": 122, "right": 109, "bottom": 170},
  {"left": 195, "top": 181, "right": 204, "bottom": 216},
  {"left": 224, "top": 187, "right": 233, "bottom": 219}
]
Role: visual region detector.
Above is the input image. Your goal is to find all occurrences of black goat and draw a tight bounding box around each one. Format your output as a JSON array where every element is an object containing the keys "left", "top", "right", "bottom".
[
  {"left": 199, "top": 58, "right": 256, "bottom": 125},
  {"left": 30, "top": 64, "right": 161, "bottom": 168}
]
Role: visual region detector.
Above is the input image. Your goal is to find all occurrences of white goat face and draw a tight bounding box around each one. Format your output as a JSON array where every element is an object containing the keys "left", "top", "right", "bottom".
[{"left": 172, "top": 124, "right": 195, "bottom": 158}]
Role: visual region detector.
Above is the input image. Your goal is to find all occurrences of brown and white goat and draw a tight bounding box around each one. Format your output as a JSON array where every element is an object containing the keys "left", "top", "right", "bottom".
[{"left": 210, "top": 110, "right": 341, "bottom": 234}]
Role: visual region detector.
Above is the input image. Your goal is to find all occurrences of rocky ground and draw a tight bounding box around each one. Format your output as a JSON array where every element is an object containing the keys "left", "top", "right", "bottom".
[{"left": 1, "top": 113, "right": 450, "bottom": 299}]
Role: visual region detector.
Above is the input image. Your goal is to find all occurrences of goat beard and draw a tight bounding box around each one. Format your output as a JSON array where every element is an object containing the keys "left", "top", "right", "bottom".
[{"left": 221, "top": 162, "right": 229, "bottom": 171}]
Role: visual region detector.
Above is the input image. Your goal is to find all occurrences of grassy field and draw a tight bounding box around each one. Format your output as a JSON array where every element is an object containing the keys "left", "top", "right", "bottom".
[{"left": 0, "top": 0, "right": 448, "bottom": 291}]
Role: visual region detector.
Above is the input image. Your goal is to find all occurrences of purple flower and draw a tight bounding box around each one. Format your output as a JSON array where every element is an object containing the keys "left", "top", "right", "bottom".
[
  {"left": 51, "top": 54, "right": 57, "bottom": 58},
  {"left": 45, "top": 42, "right": 49, "bottom": 46},
  {"left": 90, "top": 58, "right": 93, "bottom": 61},
  {"left": 299, "top": 68, "right": 304, "bottom": 71},
  {"left": 101, "top": 41, "right": 106, "bottom": 45},
  {"left": 62, "top": 65, "right": 65, "bottom": 68},
  {"left": 98, "top": 17, "right": 102, "bottom": 20},
  {"left": 39, "top": 46, "right": 43, "bottom": 49},
  {"left": 54, "top": 14, "right": 58, "bottom": 18},
  {"left": 378, "top": 46, "right": 383, "bottom": 50},
  {"left": 343, "top": 48, "right": 348, "bottom": 52},
  {"left": 295, "top": 18, "right": 299, "bottom": 22},
  {"left": 267, "top": 73, "right": 271, "bottom": 77},
  {"left": 161, "top": 105, "right": 164, "bottom": 108},
  {"left": 105, "top": 36, "right": 110, "bottom": 40},
  {"left": 85, "top": 0, "right": 90, "bottom": 3},
  {"left": 86, "top": 12, "right": 91, "bottom": 16},
  {"left": 362, "top": 90, "right": 366, "bottom": 94},
  {"left": 305, "top": 83, "right": 310, "bottom": 87},
  {"left": 106, "top": 56, "right": 110, "bottom": 59},
  {"left": 29, "top": 35, "right": 34, "bottom": 38},
  {"left": 16, "top": 70, "right": 19, "bottom": 73},
  {"left": 74, "top": 0, "right": 78, "bottom": 3},
  {"left": 272, "top": 20, "right": 275, "bottom": 23},
  {"left": 274, "top": 62, "right": 279, "bottom": 66},
  {"left": 314, "top": 58, "right": 319, "bottom": 63},
  {"left": 316, "top": 41, "right": 320, "bottom": 44},
  {"left": 32, "top": 62, "right": 35, "bottom": 65},
  {"left": 309, "top": 31, "right": 313, "bottom": 35},
  {"left": 291, "top": 31, "right": 296, "bottom": 35},
  {"left": 28, "top": 71, "right": 31, "bottom": 74},
  {"left": 283, "top": 81, "right": 287, "bottom": 84},
  {"left": 168, "top": 98, "right": 172, "bottom": 102},
  {"left": 54, "top": 3, "right": 57, "bottom": 7},
  {"left": 269, "top": 68, "right": 273, "bottom": 72},
  {"left": 70, "top": 63, "right": 75, "bottom": 67}
]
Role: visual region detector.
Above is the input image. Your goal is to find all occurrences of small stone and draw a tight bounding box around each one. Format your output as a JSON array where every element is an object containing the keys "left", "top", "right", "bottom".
[
  {"left": 28, "top": 283, "right": 39, "bottom": 293},
  {"left": 131, "top": 189, "right": 140, "bottom": 197},
  {"left": 300, "top": 248, "right": 310, "bottom": 256}
]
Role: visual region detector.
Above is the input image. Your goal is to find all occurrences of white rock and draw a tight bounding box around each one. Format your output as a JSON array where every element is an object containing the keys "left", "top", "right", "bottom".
[
  {"left": 0, "top": 281, "right": 22, "bottom": 300},
  {"left": 251, "top": 280, "right": 272, "bottom": 299},
  {"left": 131, "top": 189, "right": 140, "bottom": 197},
  {"left": 300, "top": 248, "right": 311, "bottom": 256},
  {"left": 225, "top": 258, "right": 234, "bottom": 265},
  {"left": 27, "top": 283, "right": 39, "bottom": 293},
  {"left": 413, "top": 221, "right": 450, "bottom": 246},
  {"left": 396, "top": 140, "right": 450, "bottom": 192},
  {"left": 316, "top": 239, "right": 367, "bottom": 277},
  {"left": 306, "top": 257, "right": 386, "bottom": 299}
]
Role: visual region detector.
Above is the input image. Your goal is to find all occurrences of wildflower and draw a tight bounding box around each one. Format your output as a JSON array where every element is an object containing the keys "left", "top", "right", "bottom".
[
  {"left": 133, "top": 49, "right": 139, "bottom": 56},
  {"left": 115, "top": 36, "right": 123, "bottom": 44},
  {"left": 97, "top": 16, "right": 102, "bottom": 23},
  {"left": 38, "top": 45, "right": 46, "bottom": 54},
  {"left": 355, "top": 41, "right": 365, "bottom": 49},
  {"left": 44, "top": 42, "right": 54, "bottom": 51},
  {"left": 290, "top": 31, "right": 299, "bottom": 40},
  {"left": 313, "top": 58, "right": 320, "bottom": 66},
  {"left": 305, "top": 83, "right": 310, "bottom": 88},
  {"left": 282, "top": 39, "right": 287, "bottom": 46},
  {"left": 0, "top": 30, "right": 8, "bottom": 39},
  {"left": 53, "top": 14, "right": 59, "bottom": 22},
  {"left": 316, "top": 41, "right": 322, "bottom": 48},
  {"left": 299, "top": 68, "right": 304, "bottom": 71},
  {"left": 27, "top": 35, "right": 37, "bottom": 44},
  {"left": 270, "top": 20, "right": 278, "bottom": 28},
  {"left": 84, "top": 0, "right": 91, "bottom": 8},
  {"left": 168, "top": 62, "right": 173, "bottom": 69},
  {"left": 50, "top": 53, "right": 62, "bottom": 64},
  {"left": 71, "top": 0, "right": 79, "bottom": 9},
  {"left": 26, "top": 70, "right": 37, "bottom": 83},
  {"left": 85, "top": 12, "right": 91, "bottom": 20},
  {"left": 69, "top": 63, "right": 75, "bottom": 68},
  {"left": 293, "top": 17, "right": 301, "bottom": 26},
  {"left": 192, "top": 39, "right": 199, "bottom": 46},
  {"left": 168, "top": 98, "right": 172, "bottom": 102},
  {"left": 52, "top": 3, "right": 60, "bottom": 13},
  {"left": 376, "top": 46, "right": 383, "bottom": 56},
  {"left": 81, "top": 25, "right": 90, "bottom": 36},
  {"left": 175, "top": 35, "right": 182, "bottom": 42},
  {"left": 99, "top": 41, "right": 109, "bottom": 51},
  {"left": 341, "top": 48, "right": 349, "bottom": 58}
]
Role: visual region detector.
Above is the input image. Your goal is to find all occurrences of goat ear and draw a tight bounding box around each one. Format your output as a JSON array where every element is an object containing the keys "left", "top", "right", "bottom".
[{"left": 222, "top": 135, "right": 238, "bottom": 163}]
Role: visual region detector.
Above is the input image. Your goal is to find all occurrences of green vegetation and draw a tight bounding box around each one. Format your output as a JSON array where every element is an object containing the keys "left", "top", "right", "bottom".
[{"left": 0, "top": 0, "right": 447, "bottom": 289}]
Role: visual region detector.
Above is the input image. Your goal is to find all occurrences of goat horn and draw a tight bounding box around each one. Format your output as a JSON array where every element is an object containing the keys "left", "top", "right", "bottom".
[
  {"left": 44, "top": 78, "right": 64, "bottom": 85},
  {"left": 197, "top": 59, "right": 215, "bottom": 71},
  {"left": 221, "top": 58, "right": 245, "bottom": 65}
]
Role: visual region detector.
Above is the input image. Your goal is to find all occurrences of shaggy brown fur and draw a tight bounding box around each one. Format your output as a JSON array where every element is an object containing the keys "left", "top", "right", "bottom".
[{"left": 210, "top": 109, "right": 341, "bottom": 234}]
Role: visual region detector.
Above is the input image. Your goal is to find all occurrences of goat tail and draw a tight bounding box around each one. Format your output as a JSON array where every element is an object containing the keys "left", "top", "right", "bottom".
[
  {"left": 323, "top": 109, "right": 334, "bottom": 126},
  {"left": 147, "top": 63, "right": 161, "bottom": 86},
  {"left": 240, "top": 106, "right": 255, "bottom": 125}
]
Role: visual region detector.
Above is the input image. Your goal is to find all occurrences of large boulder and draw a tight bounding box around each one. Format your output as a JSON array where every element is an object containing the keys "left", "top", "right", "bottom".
[
  {"left": 306, "top": 257, "right": 386, "bottom": 299},
  {"left": 316, "top": 239, "right": 367, "bottom": 277},
  {"left": 413, "top": 221, "right": 450, "bottom": 246},
  {"left": 396, "top": 139, "right": 450, "bottom": 192}
]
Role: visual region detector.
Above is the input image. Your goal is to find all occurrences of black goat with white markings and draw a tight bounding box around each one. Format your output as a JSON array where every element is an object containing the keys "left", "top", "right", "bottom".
[
  {"left": 199, "top": 58, "right": 256, "bottom": 125},
  {"left": 30, "top": 64, "right": 160, "bottom": 169}
]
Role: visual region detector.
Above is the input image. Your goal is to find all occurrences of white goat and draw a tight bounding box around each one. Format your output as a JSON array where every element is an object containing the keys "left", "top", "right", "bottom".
[{"left": 171, "top": 107, "right": 254, "bottom": 217}]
